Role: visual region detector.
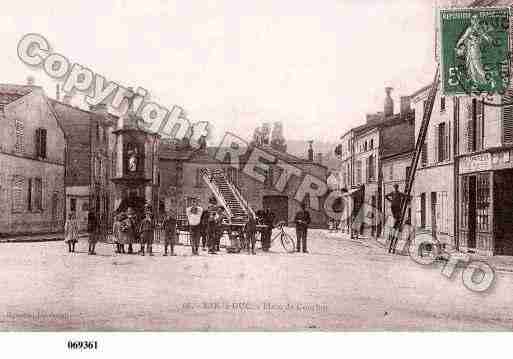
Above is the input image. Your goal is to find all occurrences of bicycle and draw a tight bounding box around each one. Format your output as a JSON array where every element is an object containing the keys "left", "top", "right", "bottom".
[{"left": 269, "top": 220, "right": 296, "bottom": 253}]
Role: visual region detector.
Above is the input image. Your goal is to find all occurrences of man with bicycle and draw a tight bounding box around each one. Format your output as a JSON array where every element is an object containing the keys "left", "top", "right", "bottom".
[{"left": 294, "top": 202, "right": 311, "bottom": 253}]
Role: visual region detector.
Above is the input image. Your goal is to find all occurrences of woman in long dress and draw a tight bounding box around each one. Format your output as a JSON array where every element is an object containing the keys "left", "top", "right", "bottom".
[{"left": 64, "top": 212, "right": 79, "bottom": 253}]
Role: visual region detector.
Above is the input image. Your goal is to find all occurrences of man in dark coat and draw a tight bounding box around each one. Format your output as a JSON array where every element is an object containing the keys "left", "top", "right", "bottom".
[
  {"left": 87, "top": 211, "right": 98, "bottom": 255},
  {"left": 261, "top": 207, "right": 275, "bottom": 252},
  {"left": 294, "top": 202, "right": 311, "bottom": 253}
]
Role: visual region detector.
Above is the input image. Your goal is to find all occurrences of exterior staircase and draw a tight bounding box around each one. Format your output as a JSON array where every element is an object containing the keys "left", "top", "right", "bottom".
[{"left": 201, "top": 168, "right": 250, "bottom": 225}]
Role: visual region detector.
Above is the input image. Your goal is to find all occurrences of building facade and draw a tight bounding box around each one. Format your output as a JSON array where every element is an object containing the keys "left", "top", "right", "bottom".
[
  {"left": 0, "top": 84, "right": 66, "bottom": 236},
  {"left": 51, "top": 99, "right": 116, "bottom": 232},
  {"left": 410, "top": 85, "right": 457, "bottom": 251},
  {"left": 159, "top": 144, "right": 329, "bottom": 227},
  {"left": 381, "top": 151, "right": 413, "bottom": 223}
]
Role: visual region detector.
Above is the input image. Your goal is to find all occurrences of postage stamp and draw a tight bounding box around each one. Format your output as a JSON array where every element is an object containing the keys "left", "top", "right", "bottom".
[{"left": 439, "top": 7, "right": 511, "bottom": 96}]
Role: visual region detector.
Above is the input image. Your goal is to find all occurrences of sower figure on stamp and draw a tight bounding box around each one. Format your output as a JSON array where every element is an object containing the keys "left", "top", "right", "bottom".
[
  {"left": 186, "top": 198, "right": 203, "bottom": 255},
  {"left": 162, "top": 209, "right": 177, "bottom": 256},
  {"left": 294, "top": 202, "right": 311, "bottom": 253},
  {"left": 87, "top": 211, "right": 99, "bottom": 255}
]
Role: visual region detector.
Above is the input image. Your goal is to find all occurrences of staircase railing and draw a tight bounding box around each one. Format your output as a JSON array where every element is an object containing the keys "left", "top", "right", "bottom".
[
  {"left": 229, "top": 181, "right": 254, "bottom": 220},
  {"left": 201, "top": 169, "right": 234, "bottom": 219}
]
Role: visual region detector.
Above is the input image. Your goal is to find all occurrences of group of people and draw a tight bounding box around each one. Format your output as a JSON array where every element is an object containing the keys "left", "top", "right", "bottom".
[
  {"left": 187, "top": 197, "right": 229, "bottom": 255},
  {"left": 63, "top": 197, "right": 313, "bottom": 256}
]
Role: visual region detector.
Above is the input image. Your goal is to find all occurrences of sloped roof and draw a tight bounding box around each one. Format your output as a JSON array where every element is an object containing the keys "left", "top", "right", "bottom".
[
  {"left": 0, "top": 84, "right": 33, "bottom": 111},
  {"left": 50, "top": 100, "right": 94, "bottom": 144}
]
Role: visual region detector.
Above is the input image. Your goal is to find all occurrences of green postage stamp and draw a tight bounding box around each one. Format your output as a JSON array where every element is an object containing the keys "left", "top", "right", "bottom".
[{"left": 439, "top": 7, "right": 511, "bottom": 96}]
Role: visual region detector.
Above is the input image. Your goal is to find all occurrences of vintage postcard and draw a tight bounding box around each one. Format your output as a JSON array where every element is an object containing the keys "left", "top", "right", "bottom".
[{"left": 2, "top": 2, "right": 513, "bottom": 352}]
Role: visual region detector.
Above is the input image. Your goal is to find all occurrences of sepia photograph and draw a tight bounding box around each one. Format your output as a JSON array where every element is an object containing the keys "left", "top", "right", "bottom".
[{"left": 1, "top": 0, "right": 513, "bottom": 355}]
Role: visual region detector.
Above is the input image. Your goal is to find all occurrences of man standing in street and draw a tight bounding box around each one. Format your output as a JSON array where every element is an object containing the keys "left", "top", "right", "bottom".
[
  {"left": 87, "top": 211, "right": 98, "bottom": 255},
  {"left": 186, "top": 198, "right": 203, "bottom": 255},
  {"left": 385, "top": 184, "right": 410, "bottom": 230},
  {"left": 262, "top": 206, "right": 275, "bottom": 252},
  {"left": 385, "top": 184, "right": 411, "bottom": 253},
  {"left": 206, "top": 197, "right": 219, "bottom": 254},
  {"left": 294, "top": 202, "right": 311, "bottom": 253},
  {"left": 162, "top": 209, "right": 177, "bottom": 256}
]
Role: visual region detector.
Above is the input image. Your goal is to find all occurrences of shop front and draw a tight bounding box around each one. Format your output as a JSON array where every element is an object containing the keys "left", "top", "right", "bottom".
[{"left": 459, "top": 150, "right": 513, "bottom": 256}]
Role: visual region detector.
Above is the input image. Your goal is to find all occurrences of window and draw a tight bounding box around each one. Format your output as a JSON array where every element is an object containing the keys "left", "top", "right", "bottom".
[
  {"left": 35, "top": 128, "right": 47, "bottom": 159},
  {"left": 405, "top": 166, "right": 411, "bottom": 183},
  {"left": 367, "top": 155, "right": 375, "bottom": 181},
  {"left": 364, "top": 141, "right": 368, "bottom": 152},
  {"left": 421, "top": 141, "right": 428, "bottom": 166},
  {"left": 15, "top": 118, "right": 24, "bottom": 153},
  {"left": 503, "top": 87, "right": 513, "bottom": 143},
  {"left": 440, "top": 97, "right": 446, "bottom": 112},
  {"left": 370, "top": 139, "right": 374, "bottom": 150},
  {"left": 476, "top": 173, "right": 490, "bottom": 232},
  {"left": 438, "top": 122, "right": 446, "bottom": 162},
  {"left": 420, "top": 193, "right": 426, "bottom": 228},
  {"left": 356, "top": 160, "right": 362, "bottom": 184},
  {"left": 33, "top": 177, "right": 42, "bottom": 210},
  {"left": 195, "top": 168, "right": 204, "bottom": 187},
  {"left": 389, "top": 164, "right": 393, "bottom": 181},
  {"left": 27, "top": 178, "right": 32, "bottom": 211},
  {"left": 12, "top": 175, "right": 24, "bottom": 213},
  {"left": 70, "top": 198, "right": 77, "bottom": 213},
  {"left": 467, "top": 99, "right": 484, "bottom": 152}
]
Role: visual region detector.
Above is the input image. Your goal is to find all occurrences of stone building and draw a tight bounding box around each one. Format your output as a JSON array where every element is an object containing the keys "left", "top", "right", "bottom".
[
  {"left": 411, "top": 85, "right": 457, "bottom": 251},
  {"left": 0, "top": 84, "right": 66, "bottom": 236},
  {"left": 51, "top": 98, "right": 116, "bottom": 232},
  {"left": 336, "top": 88, "right": 415, "bottom": 237},
  {"left": 381, "top": 150, "right": 413, "bottom": 223},
  {"left": 158, "top": 143, "right": 329, "bottom": 227}
]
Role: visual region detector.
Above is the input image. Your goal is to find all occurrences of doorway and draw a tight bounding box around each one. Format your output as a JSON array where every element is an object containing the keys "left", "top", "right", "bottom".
[
  {"left": 467, "top": 176, "right": 477, "bottom": 250},
  {"left": 494, "top": 170, "right": 513, "bottom": 255},
  {"left": 262, "top": 195, "right": 289, "bottom": 223}
]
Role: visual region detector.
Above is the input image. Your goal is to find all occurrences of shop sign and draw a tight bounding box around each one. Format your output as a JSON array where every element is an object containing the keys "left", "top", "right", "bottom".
[{"left": 459, "top": 153, "right": 492, "bottom": 174}]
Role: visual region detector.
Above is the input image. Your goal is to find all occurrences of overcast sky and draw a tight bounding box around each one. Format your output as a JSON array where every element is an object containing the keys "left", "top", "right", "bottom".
[{"left": 2, "top": 0, "right": 437, "bottom": 144}]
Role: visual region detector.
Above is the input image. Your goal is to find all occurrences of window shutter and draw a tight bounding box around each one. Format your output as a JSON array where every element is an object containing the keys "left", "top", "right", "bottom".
[
  {"left": 40, "top": 129, "right": 47, "bottom": 159},
  {"left": 433, "top": 125, "right": 438, "bottom": 165},
  {"left": 35, "top": 129, "right": 41, "bottom": 157},
  {"left": 446, "top": 121, "right": 451, "bottom": 160},
  {"left": 504, "top": 88, "right": 513, "bottom": 144},
  {"left": 27, "top": 178, "right": 32, "bottom": 211}
]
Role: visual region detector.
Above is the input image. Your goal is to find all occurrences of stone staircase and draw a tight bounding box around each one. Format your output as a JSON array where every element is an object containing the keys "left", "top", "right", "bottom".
[{"left": 202, "top": 169, "right": 249, "bottom": 225}]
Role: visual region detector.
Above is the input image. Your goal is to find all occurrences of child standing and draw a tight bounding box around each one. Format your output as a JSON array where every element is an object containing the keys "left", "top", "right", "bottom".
[
  {"left": 162, "top": 210, "right": 177, "bottom": 256},
  {"left": 139, "top": 211, "right": 154, "bottom": 256},
  {"left": 64, "top": 212, "right": 79, "bottom": 253}
]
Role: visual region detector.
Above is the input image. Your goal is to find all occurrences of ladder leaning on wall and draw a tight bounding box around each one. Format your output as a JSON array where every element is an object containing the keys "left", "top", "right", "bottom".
[{"left": 389, "top": 66, "right": 440, "bottom": 254}]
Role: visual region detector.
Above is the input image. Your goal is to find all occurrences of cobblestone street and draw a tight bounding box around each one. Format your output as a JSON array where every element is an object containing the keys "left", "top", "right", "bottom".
[{"left": 1, "top": 229, "right": 512, "bottom": 331}]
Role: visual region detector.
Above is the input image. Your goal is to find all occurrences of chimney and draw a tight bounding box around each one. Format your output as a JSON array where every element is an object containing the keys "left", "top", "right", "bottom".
[
  {"left": 62, "top": 92, "right": 72, "bottom": 105},
  {"left": 384, "top": 87, "right": 394, "bottom": 117},
  {"left": 400, "top": 96, "right": 411, "bottom": 117},
  {"left": 56, "top": 84, "right": 60, "bottom": 101},
  {"left": 307, "top": 140, "right": 314, "bottom": 161},
  {"left": 316, "top": 152, "right": 323, "bottom": 164}
]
